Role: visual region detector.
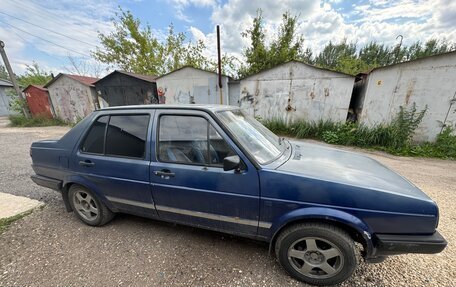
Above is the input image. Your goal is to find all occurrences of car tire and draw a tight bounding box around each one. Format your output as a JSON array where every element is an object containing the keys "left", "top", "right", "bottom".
[
  {"left": 275, "top": 222, "right": 357, "bottom": 286},
  {"left": 68, "top": 185, "right": 114, "bottom": 226}
]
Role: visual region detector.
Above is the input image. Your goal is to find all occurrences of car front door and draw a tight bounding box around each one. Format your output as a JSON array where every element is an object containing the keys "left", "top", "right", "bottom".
[
  {"left": 150, "top": 110, "right": 260, "bottom": 236},
  {"left": 73, "top": 110, "right": 157, "bottom": 218}
]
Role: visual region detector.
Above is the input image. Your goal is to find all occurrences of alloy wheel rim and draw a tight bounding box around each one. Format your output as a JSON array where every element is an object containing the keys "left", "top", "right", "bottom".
[
  {"left": 287, "top": 237, "right": 344, "bottom": 279},
  {"left": 73, "top": 191, "right": 99, "bottom": 221}
]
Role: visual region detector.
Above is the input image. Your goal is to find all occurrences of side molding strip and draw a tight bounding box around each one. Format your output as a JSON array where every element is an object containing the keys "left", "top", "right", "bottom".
[
  {"left": 106, "top": 196, "right": 155, "bottom": 209},
  {"left": 105, "top": 196, "right": 271, "bottom": 229}
]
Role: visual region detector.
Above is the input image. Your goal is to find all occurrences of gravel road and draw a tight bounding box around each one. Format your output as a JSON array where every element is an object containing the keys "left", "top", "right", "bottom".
[{"left": 0, "top": 118, "right": 454, "bottom": 286}]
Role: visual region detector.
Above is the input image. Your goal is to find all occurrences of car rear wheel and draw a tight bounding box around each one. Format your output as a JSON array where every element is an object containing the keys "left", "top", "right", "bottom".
[
  {"left": 275, "top": 223, "right": 357, "bottom": 286},
  {"left": 68, "top": 185, "right": 114, "bottom": 226}
]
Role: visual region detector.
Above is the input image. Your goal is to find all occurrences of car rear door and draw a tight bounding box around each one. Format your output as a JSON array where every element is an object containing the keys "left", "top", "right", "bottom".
[
  {"left": 150, "top": 109, "right": 260, "bottom": 236},
  {"left": 72, "top": 109, "right": 157, "bottom": 218}
]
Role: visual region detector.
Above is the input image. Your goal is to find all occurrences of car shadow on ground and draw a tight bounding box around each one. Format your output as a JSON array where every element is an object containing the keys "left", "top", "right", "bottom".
[{"left": 112, "top": 211, "right": 271, "bottom": 251}]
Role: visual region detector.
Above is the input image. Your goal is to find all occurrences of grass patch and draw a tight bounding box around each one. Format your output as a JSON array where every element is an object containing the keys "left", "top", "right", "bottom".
[
  {"left": 263, "top": 104, "right": 456, "bottom": 160},
  {"left": 0, "top": 210, "right": 33, "bottom": 235},
  {"left": 9, "top": 114, "right": 68, "bottom": 127}
]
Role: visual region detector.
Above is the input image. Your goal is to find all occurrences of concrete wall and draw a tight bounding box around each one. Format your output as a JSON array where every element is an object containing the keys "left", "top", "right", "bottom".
[
  {"left": 358, "top": 52, "right": 456, "bottom": 142},
  {"left": 228, "top": 81, "right": 240, "bottom": 106},
  {"left": 156, "top": 67, "right": 230, "bottom": 105},
  {"left": 239, "top": 61, "right": 355, "bottom": 123},
  {"left": 0, "top": 87, "right": 12, "bottom": 116},
  {"left": 48, "top": 76, "right": 97, "bottom": 122}
]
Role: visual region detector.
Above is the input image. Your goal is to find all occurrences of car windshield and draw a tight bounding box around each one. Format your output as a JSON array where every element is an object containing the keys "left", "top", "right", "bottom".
[{"left": 216, "top": 109, "right": 286, "bottom": 165}]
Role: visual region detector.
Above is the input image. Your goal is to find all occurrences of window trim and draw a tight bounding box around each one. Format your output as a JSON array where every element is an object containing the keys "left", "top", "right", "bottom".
[
  {"left": 156, "top": 114, "right": 236, "bottom": 168},
  {"left": 79, "top": 113, "right": 150, "bottom": 160},
  {"left": 79, "top": 115, "right": 109, "bottom": 156}
]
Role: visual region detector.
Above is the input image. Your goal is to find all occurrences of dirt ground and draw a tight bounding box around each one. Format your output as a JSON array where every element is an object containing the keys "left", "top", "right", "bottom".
[{"left": 0, "top": 118, "right": 454, "bottom": 286}]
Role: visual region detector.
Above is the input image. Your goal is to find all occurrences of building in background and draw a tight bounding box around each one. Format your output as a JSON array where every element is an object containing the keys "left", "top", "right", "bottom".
[
  {"left": 228, "top": 80, "right": 240, "bottom": 106},
  {"left": 355, "top": 51, "right": 456, "bottom": 142},
  {"left": 94, "top": 70, "right": 158, "bottom": 108},
  {"left": 45, "top": 74, "right": 99, "bottom": 122},
  {"left": 23, "top": 85, "right": 54, "bottom": 118},
  {"left": 155, "top": 66, "right": 231, "bottom": 105},
  {"left": 239, "top": 61, "right": 355, "bottom": 123},
  {"left": 0, "top": 78, "right": 14, "bottom": 116}
]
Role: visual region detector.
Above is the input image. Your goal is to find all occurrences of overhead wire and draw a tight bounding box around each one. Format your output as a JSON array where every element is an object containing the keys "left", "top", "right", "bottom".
[
  {"left": 1, "top": 0, "right": 108, "bottom": 73},
  {"left": 4, "top": 0, "right": 102, "bottom": 39},
  {"left": 0, "top": 10, "right": 98, "bottom": 48},
  {"left": 0, "top": 18, "right": 91, "bottom": 58}
]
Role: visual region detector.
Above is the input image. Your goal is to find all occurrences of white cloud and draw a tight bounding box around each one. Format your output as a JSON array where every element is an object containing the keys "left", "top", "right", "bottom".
[
  {"left": 0, "top": 0, "right": 115, "bottom": 74},
  {"left": 187, "top": 0, "right": 456, "bottom": 69},
  {"left": 2, "top": 0, "right": 455, "bottom": 77},
  {"left": 353, "top": 0, "right": 432, "bottom": 23},
  {"left": 167, "top": 0, "right": 217, "bottom": 22}
]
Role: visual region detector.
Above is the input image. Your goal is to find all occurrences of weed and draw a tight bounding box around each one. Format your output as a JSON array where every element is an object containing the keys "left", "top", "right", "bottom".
[
  {"left": 9, "top": 114, "right": 68, "bottom": 127},
  {"left": 263, "top": 105, "right": 456, "bottom": 160},
  {"left": 0, "top": 210, "right": 33, "bottom": 235}
]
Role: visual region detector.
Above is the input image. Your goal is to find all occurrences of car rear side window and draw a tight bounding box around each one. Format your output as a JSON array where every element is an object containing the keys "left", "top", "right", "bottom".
[
  {"left": 81, "top": 116, "right": 108, "bottom": 154},
  {"left": 106, "top": 115, "right": 150, "bottom": 159}
]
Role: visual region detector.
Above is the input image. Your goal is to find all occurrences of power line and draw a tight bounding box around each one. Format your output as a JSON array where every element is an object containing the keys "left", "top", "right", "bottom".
[
  {"left": 5, "top": 0, "right": 101, "bottom": 39},
  {"left": 8, "top": 26, "right": 28, "bottom": 42},
  {"left": 0, "top": 18, "right": 91, "bottom": 58},
  {"left": 7, "top": 26, "right": 76, "bottom": 66},
  {"left": 0, "top": 10, "right": 98, "bottom": 48}
]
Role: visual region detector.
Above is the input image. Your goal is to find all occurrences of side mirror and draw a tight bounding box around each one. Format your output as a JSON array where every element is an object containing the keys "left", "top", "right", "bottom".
[{"left": 223, "top": 155, "right": 241, "bottom": 172}]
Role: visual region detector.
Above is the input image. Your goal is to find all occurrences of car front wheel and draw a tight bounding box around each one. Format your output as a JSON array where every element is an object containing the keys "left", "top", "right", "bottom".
[
  {"left": 68, "top": 185, "right": 114, "bottom": 226},
  {"left": 275, "top": 223, "right": 357, "bottom": 286}
]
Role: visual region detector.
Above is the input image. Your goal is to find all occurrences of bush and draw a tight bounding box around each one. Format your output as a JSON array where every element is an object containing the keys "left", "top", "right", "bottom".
[
  {"left": 9, "top": 114, "right": 68, "bottom": 127},
  {"left": 433, "top": 127, "right": 456, "bottom": 159},
  {"left": 262, "top": 105, "right": 456, "bottom": 160},
  {"left": 263, "top": 118, "right": 290, "bottom": 135}
]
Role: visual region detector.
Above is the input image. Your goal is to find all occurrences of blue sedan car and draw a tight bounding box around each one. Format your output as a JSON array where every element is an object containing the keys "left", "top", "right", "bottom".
[{"left": 30, "top": 105, "right": 446, "bottom": 286}]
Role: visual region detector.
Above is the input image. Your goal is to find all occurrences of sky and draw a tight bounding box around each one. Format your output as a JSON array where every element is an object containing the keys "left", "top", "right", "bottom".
[{"left": 0, "top": 0, "right": 455, "bottom": 76}]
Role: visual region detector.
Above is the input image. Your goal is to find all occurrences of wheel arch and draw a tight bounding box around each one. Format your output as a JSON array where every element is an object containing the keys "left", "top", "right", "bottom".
[
  {"left": 268, "top": 207, "right": 374, "bottom": 258},
  {"left": 62, "top": 175, "right": 117, "bottom": 212}
]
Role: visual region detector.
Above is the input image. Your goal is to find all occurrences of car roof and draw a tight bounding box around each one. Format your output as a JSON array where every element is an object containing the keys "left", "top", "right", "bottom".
[{"left": 98, "top": 104, "right": 239, "bottom": 113}]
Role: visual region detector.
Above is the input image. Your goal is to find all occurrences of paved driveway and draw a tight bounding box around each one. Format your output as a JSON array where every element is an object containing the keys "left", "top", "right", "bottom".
[{"left": 0, "top": 122, "right": 454, "bottom": 286}]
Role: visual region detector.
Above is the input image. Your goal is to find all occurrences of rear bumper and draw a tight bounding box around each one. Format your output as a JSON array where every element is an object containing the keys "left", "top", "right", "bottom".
[
  {"left": 374, "top": 231, "right": 447, "bottom": 256},
  {"left": 31, "top": 174, "right": 62, "bottom": 192}
]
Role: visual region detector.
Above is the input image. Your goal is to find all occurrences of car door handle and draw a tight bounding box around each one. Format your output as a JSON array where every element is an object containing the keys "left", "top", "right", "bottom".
[
  {"left": 154, "top": 169, "right": 175, "bottom": 178},
  {"left": 79, "top": 160, "right": 95, "bottom": 167}
]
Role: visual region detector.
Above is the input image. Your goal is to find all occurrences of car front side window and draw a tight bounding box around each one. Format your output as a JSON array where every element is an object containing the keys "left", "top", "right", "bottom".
[{"left": 158, "top": 115, "right": 235, "bottom": 166}]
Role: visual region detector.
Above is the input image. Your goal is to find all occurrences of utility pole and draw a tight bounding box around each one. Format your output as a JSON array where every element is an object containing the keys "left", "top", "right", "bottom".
[
  {"left": 216, "top": 25, "right": 223, "bottom": 105},
  {"left": 0, "top": 40, "right": 30, "bottom": 118}
]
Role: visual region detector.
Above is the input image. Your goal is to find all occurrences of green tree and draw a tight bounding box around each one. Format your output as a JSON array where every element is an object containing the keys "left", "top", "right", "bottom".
[
  {"left": 312, "top": 38, "right": 455, "bottom": 75},
  {"left": 239, "top": 10, "right": 269, "bottom": 78},
  {"left": 269, "top": 12, "right": 304, "bottom": 66},
  {"left": 405, "top": 39, "right": 453, "bottom": 61},
  {"left": 93, "top": 8, "right": 221, "bottom": 76},
  {"left": 301, "top": 47, "right": 314, "bottom": 64},
  {"left": 334, "top": 56, "right": 369, "bottom": 75},
  {"left": 4, "top": 62, "right": 51, "bottom": 116},
  {"left": 314, "top": 40, "right": 357, "bottom": 70},
  {"left": 239, "top": 10, "right": 307, "bottom": 78},
  {"left": 93, "top": 8, "right": 166, "bottom": 75},
  {"left": 0, "top": 64, "right": 8, "bottom": 80},
  {"left": 358, "top": 42, "right": 392, "bottom": 67},
  {"left": 17, "top": 62, "right": 52, "bottom": 87}
]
